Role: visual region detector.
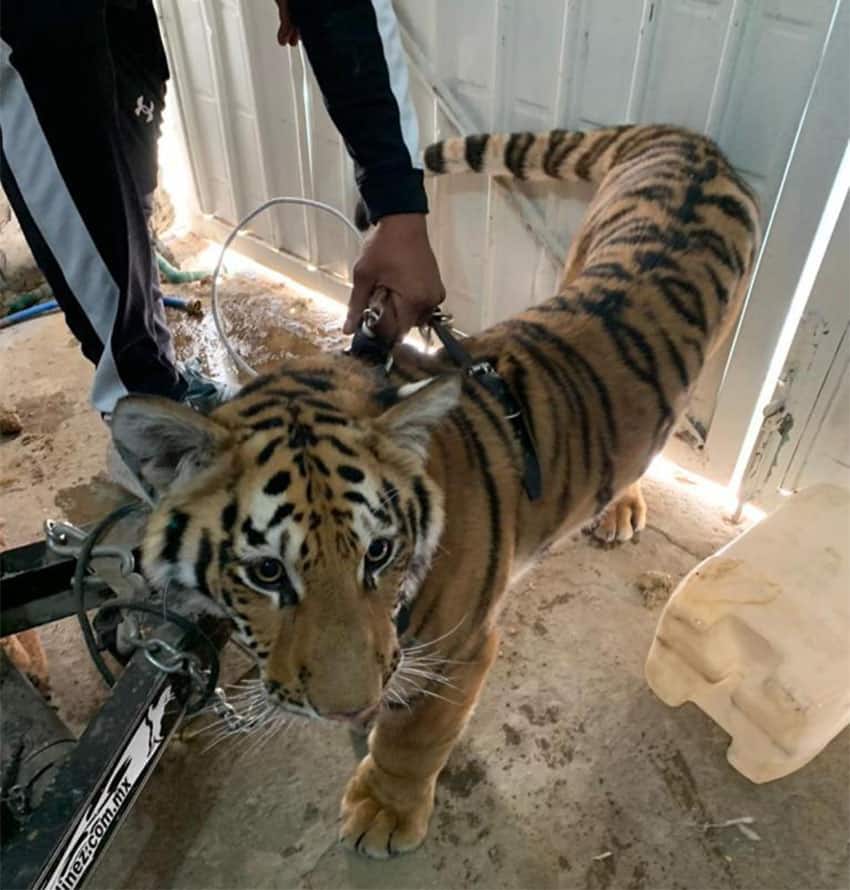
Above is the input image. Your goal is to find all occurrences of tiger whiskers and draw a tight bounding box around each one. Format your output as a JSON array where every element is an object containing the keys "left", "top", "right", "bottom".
[
  {"left": 401, "top": 652, "right": 473, "bottom": 667},
  {"left": 391, "top": 672, "right": 462, "bottom": 707},
  {"left": 396, "top": 661, "right": 460, "bottom": 691},
  {"left": 378, "top": 612, "right": 476, "bottom": 708},
  {"left": 382, "top": 686, "right": 411, "bottom": 711},
  {"left": 383, "top": 646, "right": 466, "bottom": 709},
  {"left": 197, "top": 702, "right": 269, "bottom": 753},
  {"left": 238, "top": 710, "right": 292, "bottom": 763},
  {"left": 400, "top": 613, "right": 470, "bottom": 654}
]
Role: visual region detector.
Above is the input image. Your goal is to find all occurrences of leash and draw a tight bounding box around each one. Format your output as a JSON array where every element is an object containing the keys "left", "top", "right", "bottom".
[{"left": 347, "top": 292, "right": 542, "bottom": 501}]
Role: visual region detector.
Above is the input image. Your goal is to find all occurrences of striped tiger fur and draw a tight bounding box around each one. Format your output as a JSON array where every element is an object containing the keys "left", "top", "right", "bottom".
[{"left": 110, "top": 124, "right": 759, "bottom": 859}]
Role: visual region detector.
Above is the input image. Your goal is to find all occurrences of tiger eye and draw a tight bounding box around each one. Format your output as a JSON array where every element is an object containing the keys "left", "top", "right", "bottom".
[
  {"left": 249, "top": 557, "right": 284, "bottom": 586},
  {"left": 365, "top": 537, "right": 393, "bottom": 572}
]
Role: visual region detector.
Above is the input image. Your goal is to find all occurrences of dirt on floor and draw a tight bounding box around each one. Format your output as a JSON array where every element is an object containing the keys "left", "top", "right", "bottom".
[{"left": 1, "top": 247, "right": 848, "bottom": 890}]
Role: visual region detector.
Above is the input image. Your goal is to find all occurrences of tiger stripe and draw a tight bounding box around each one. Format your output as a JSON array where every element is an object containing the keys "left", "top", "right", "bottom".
[
  {"left": 161, "top": 510, "right": 189, "bottom": 563},
  {"left": 543, "top": 129, "right": 583, "bottom": 178},
  {"left": 503, "top": 132, "right": 535, "bottom": 179},
  {"left": 194, "top": 529, "right": 213, "bottom": 596},
  {"left": 464, "top": 133, "right": 489, "bottom": 172}
]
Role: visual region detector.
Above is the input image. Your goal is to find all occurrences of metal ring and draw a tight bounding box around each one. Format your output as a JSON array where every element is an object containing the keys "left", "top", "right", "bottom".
[
  {"left": 139, "top": 638, "right": 186, "bottom": 674},
  {"left": 143, "top": 647, "right": 185, "bottom": 675},
  {"left": 361, "top": 304, "right": 383, "bottom": 338}
]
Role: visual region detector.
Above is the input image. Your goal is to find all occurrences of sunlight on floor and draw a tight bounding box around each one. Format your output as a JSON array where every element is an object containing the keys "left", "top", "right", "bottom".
[
  {"left": 194, "top": 238, "right": 436, "bottom": 354},
  {"left": 647, "top": 454, "right": 765, "bottom": 524},
  {"left": 194, "top": 240, "right": 348, "bottom": 322}
]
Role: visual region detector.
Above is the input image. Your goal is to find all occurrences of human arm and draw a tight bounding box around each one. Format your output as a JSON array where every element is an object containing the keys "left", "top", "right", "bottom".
[{"left": 278, "top": 0, "right": 445, "bottom": 339}]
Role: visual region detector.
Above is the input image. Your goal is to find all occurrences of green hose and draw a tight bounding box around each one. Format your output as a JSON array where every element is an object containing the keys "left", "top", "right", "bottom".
[
  {"left": 156, "top": 253, "right": 210, "bottom": 284},
  {"left": 1, "top": 255, "right": 209, "bottom": 320},
  {"left": 4, "top": 283, "right": 52, "bottom": 315}
]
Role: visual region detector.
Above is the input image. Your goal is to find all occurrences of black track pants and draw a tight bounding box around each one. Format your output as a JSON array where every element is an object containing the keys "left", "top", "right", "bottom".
[{"left": 0, "top": 0, "right": 181, "bottom": 413}]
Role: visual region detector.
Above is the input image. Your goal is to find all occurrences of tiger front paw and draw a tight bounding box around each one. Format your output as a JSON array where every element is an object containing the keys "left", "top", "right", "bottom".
[
  {"left": 339, "top": 755, "right": 435, "bottom": 859},
  {"left": 592, "top": 481, "right": 647, "bottom": 544}
]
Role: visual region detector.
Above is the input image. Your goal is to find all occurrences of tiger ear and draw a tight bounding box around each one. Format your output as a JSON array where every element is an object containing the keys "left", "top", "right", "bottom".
[
  {"left": 109, "top": 396, "right": 231, "bottom": 502},
  {"left": 375, "top": 375, "right": 461, "bottom": 457}
]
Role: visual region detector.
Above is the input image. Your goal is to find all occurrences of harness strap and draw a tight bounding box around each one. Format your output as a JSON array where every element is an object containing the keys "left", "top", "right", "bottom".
[
  {"left": 348, "top": 303, "right": 542, "bottom": 501},
  {"left": 428, "top": 314, "right": 542, "bottom": 501}
]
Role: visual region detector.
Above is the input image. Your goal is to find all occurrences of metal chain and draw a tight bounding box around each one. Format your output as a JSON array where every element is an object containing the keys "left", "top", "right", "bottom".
[
  {"left": 210, "top": 688, "right": 252, "bottom": 733},
  {"left": 125, "top": 632, "right": 212, "bottom": 711},
  {"left": 178, "top": 685, "right": 256, "bottom": 740},
  {"left": 124, "top": 631, "right": 251, "bottom": 733},
  {"left": 359, "top": 296, "right": 460, "bottom": 361},
  {"left": 184, "top": 660, "right": 246, "bottom": 731}
]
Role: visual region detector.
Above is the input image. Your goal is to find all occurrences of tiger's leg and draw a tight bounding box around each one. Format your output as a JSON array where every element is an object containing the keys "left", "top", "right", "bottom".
[
  {"left": 0, "top": 519, "right": 49, "bottom": 696},
  {"left": 340, "top": 630, "right": 499, "bottom": 858},
  {"left": 593, "top": 480, "right": 647, "bottom": 544},
  {"left": 0, "top": 630, "right": 50, "bottom": 697}
]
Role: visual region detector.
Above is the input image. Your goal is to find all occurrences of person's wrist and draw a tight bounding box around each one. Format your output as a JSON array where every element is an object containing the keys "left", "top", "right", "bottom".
[{"left": 374, "top": 213, "right": 429, "bottom": 236}]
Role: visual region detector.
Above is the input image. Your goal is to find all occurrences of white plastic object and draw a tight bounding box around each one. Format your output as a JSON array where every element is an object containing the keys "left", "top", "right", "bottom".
[{"left": 645, "top": 483, "right": 850, "bottom": 783}]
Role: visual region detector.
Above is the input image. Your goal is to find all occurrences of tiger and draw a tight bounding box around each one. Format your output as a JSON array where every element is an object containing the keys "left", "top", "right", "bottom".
[{"left": 110, "top": 123, "right": 759, "bottom": 858}]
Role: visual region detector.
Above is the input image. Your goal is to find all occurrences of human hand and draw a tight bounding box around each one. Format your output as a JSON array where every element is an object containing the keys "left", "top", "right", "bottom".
[
  {"left": 273, "top": 0, "right": 299, "bottom": 47},
  {"left": 345, "top": 214, "right": 445, "bottom": 342}
]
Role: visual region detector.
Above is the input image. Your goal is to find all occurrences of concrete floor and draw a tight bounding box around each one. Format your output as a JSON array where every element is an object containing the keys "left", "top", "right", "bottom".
[{"left": 1, "top": 258, "right": 848, "bottom": 890}]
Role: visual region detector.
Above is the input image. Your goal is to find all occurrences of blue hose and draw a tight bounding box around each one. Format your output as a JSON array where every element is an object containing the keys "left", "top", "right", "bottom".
[
  {"left": 0, "top": 300, "right": 58, "bottom": 328},
  {"left": 0, "top": 295, "right": 198, "bottom": 329}
]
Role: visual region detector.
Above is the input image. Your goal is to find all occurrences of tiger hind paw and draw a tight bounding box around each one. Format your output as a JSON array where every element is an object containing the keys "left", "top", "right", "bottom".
[{"left": 590, "top": 482, "right": 647, "bottom": 545}]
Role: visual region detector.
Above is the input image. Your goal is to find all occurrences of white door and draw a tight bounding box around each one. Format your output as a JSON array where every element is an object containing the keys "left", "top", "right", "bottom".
[
  {"left": 738, "top": 181, "right": 850, "bottom": 511},
  {"left": 665, "top": 0, "right": 850, "bottom": 486}
]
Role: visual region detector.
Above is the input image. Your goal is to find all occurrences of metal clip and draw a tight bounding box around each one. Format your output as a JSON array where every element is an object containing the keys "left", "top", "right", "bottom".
[
  {"left": 180, "top": 685, "right": 254, "bottom": 739},
  {"left": 126, "top": 631, "right": 186, "bottom": 674},
  {"left": 360, "top": 303, "right": 383, "bottom": 339},
  {"left": 430, "top": 308, "right": 455, "bottom": 328},
  {"left": 45, "top": 519, "right": 136, "bottom": 576},
  {"left": 352, "top": 288, "right": 395, "bottom": 373},
  {"left": 144, "top": 644, "right": 185, "bottom": 674},
  {"left": 469, "top": 360, "right": 497, "bottom": 378},
  {"left": 360, "top": 286, "right": 391, "bottom": 339},
  {"left": 211, "top": 688, "right": 251, "bottom": 733}
]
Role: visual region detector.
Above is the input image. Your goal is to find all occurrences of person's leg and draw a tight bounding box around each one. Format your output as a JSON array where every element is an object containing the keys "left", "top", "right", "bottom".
[
  {"left": 107, "top": 0, "right": 174, "bottom": 365},
  {"left": 0, "top": 0, "right": 184, "bottom": 415}
]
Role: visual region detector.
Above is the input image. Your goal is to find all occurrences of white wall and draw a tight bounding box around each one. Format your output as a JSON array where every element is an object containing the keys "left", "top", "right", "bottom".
[{"left": 160, "top": 0, "right": 834, "bottom": 322}]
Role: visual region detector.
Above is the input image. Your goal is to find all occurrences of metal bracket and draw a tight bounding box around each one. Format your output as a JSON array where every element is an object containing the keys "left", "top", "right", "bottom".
[
  {"left": 45, "top": 518, "right": 148, "bottom": 606},
  {"left": 44, "top": 519, "right": 135, "bottom": 573}
]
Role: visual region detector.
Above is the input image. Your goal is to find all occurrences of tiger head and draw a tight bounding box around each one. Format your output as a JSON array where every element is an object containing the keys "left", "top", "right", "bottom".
[{"left": 110, "top": 367, "right": 460, "bottom": 723}]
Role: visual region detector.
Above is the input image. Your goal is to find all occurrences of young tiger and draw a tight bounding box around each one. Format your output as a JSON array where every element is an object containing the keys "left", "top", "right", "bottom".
[{"left": 110, "top": 124, "right": 759, "bottom": 858}]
